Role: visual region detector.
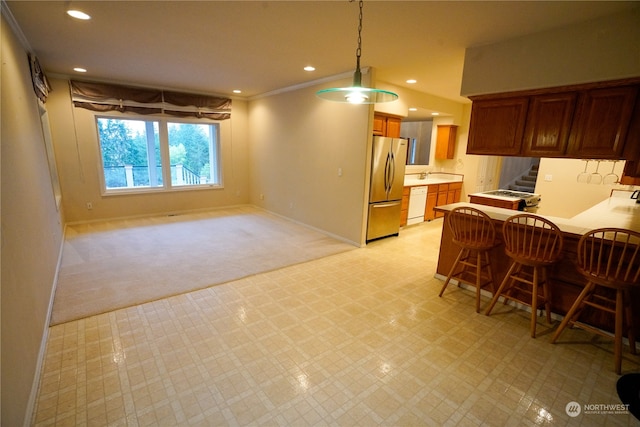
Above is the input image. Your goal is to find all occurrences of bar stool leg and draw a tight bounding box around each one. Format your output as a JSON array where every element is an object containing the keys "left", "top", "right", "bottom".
[
  {"left": 531, "top": 267, "right": 539, "bottom": 338},
  {"left": 542, "top": 269, "right": 552, "bottom": 324},
  {"left": 439, "top": 249, "right": 466, "bottom": 297},
  {"left": 551, "top": 282, "right": 595, "bottom": 343},
  {"left": 475, "top": 251, "right": 482, "bottom": 313},
  {"left": 485, "top": 262, "right": 518, "bottom": 316}
]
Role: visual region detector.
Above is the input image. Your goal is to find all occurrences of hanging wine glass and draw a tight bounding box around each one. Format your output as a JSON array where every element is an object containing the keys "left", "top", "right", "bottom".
[
  {"left": 603, "top": 160, "right": 619, "bottom": 185},
  {"left": 577, "top": 160, "right": 590, "bottom": 183},
  {"left": 589, "top": 160, "right": 603, "bottom": 184}
]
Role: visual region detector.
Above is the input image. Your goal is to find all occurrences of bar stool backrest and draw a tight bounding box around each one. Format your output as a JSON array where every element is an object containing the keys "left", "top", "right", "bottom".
[
  {"left": 502, "top": 214, "right": 564, "bottom": 266},
  {"left": 577, "top": 228, "right": 640, "bottom": 288},
  {"left": 447, "top": 207, "right": 496, "bottom": 250}
]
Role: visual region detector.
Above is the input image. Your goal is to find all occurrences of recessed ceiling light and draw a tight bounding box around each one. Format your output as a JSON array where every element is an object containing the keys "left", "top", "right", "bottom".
[
  {"left": 409, "top": 107, "right": 417, "bottom": 111},
  {"left": 406, "top": 79, "right": 417, "bottom": 84},
  {"left": 304, "top": 66, "right": 316, "bottom": 72},
  {"left": 73, "top": 67, "right": 87, "bottom": 73},
  {"left": 431, "top": 112, "right": 440, "bottom": 116},
  {"left": 67, "top": 9, "right": 91, "bottom": 20},
  {"left": 233, "top": 90, "right": 242, "bottom": 94}
]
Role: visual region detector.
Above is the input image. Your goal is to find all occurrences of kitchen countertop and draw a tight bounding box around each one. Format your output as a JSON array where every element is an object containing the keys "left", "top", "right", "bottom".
[
  {"left": 436, "top": 197, "right": 640, "bottom": 235},
  {"left": 404, "top": 173, "right": 463, "bottom": 187}
]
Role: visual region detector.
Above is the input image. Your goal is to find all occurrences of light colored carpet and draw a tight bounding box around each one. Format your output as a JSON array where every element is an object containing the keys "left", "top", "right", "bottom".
[{"left": 50, "top": 205, "right": 355, "bottom": 325}]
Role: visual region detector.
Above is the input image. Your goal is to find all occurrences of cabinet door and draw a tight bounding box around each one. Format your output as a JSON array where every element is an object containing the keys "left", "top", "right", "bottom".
[
  {"left": 435, "top": 125, "right": 458, "bottom": 159},
  {"left": 373, "top": 115, "right": 386, "bottom": 136},
  {"left": 435, "top": 184, "right": 449, "bottom": 218},
  {"left": 448, "top": 182, "right": 463, "bottom": 203},
  {"left": 568, "top": 86, "right": 638, "bottom": 158},
  {"left": 386, "top": 117, "right": 402, "bottom": 138},
  {"left": 400, "top": 187, "right": 410, "bottom": 226},
  {"left": 522, "top": 92, "right": 577, "bottom": 157},
  {"left": 424, "top": 186, "right": 438, "bottom": 220},
  {"left": 621, "top": 95, "right": 640, "bottom": 181},
  {"left": 467, "top": 97, "right": 529, "bottom": 155}
]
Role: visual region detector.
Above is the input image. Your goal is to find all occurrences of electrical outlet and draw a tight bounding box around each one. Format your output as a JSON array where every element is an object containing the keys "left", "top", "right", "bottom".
[
  {"left": 86, "top": 202, "right": 93, "bottom": 210},
  {"left": 545, "top": 174, "right": 553, "bottom": 182}
]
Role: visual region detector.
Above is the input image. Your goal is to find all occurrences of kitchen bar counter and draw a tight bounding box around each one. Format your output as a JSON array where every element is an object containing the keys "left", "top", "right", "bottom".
[
  {"left": 437, "top": 197, "right": 639, "bottom": 234},
  {"left": 433, "top": 197, "right": 640, "bottom": 334}
]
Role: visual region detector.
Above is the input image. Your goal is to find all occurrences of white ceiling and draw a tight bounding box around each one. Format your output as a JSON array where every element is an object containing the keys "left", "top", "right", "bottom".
[{"left": 6, "top": 1, "right": 637, "bottom": 118}]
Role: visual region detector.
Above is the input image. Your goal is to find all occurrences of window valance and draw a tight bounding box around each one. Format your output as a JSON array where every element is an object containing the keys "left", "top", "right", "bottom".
[{"left": 69, "top": 80, "right": 231, "bottom": 120}]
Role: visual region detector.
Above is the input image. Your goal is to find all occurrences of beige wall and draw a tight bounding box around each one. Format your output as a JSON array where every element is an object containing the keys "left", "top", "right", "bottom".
[
  {"left": 1, "top": 15, "right": 65, "bottom": 426},
  {"left": 535, "top": 159, "right": 630, "bottom": 218},
  {"left": 461, "top": 9, "right": 640, "bottom": 96},
  {"left": 46, "top": 78, "right": 251, "bottom": 223},
  {"left": 248, "top": 76, "right": 371, "bottom": 245}
]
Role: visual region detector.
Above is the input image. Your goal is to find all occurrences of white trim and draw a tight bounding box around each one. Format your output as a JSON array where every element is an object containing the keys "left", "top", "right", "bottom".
[{"left": 24, "top": 225, "right": 66, "bottom": 427}]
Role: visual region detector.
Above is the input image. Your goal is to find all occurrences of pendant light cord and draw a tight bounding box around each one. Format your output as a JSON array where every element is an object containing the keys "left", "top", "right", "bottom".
[
  {"left": 355, "top": 0, "right": 363, "bottom": 71},
  {"left": 350, "top": 0, "right": 364, "bottom": 86},
  {"left": 315, "top": 0, "right": 398, "bottom": 102}
]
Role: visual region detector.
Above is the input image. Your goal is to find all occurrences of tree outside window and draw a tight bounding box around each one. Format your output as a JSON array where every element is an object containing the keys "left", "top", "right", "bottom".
[{"left": 96, "top": 116, "right": 221, "bottom": 192}]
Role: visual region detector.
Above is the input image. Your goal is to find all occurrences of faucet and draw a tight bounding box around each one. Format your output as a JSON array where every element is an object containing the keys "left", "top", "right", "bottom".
[{"left": 419, "top": 171, "right": 429, "bottom": 180}]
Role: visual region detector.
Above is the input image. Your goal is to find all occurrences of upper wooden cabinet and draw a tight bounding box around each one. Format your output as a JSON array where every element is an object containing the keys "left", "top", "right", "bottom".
[
  {"left": 621, "top": 94, "right": 640, "bottom": 181},
  {"left": 568, "top": 86, "right": 638, "bottom": 158},
  {"left": 373, "top": 113, "right": 402, "bottom": 138},
  {"left": 522, "top": 92, "right": 576, "bottom": 157},
  {"left": 435, "top": 125, "right": 458, "bottom": 159},
  {"left": 467, "top": 79, "right": 640, "bottom": 160},
  {"left": 467, "top": 97, "right": 528, "bottom": 156}
]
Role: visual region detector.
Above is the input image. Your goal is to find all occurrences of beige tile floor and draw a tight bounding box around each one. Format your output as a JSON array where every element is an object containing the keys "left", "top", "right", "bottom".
[{"left": 33, "top": 219, "right": 640, "bottom": 426}]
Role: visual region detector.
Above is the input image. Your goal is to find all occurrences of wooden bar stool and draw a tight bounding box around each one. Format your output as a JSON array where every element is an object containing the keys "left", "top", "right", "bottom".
[
  {"left": 485, "top": 214, "right": 563, "bottom": 337},
  {"left": 439, "top": 207, "right": 498, "bottom": 312},
  {"left": 551, "top": 228, "right": 640, "bottom": 374}
]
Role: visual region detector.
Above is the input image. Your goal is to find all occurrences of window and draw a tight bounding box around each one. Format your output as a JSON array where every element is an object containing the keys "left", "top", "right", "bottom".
[{"left": 96, "top": 116, "right": 222, "bottom": 193}]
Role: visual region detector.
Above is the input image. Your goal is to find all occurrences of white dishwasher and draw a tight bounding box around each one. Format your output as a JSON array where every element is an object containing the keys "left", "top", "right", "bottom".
[{"left": 407, "top": 186, "right": 427, "bottom": 225}]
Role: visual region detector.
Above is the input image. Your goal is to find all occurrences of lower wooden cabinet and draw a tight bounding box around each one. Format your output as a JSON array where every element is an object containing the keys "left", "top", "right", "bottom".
[
  {"left": 424, "top": 187, "right": 438, "bottom": 221},
  {"left": 402, "top": 181, "right": 464, "bottom": 226},
  {"left": 400, "top": 187, "right": 410, "bottom": 226},
  {"left": 428, "top": 182, "right": 463, "bottom": 220},
  {"left": 447, "top": 182, "right": 463, "bottom": 205}
]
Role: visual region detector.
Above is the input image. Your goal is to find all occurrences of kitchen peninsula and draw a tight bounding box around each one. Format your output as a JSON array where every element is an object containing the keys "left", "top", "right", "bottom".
[{"left": 434, "top": 197, "right": 640, "bottom": 333}]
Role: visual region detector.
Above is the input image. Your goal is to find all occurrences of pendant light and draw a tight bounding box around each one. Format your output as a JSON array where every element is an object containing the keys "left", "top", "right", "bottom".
[{"left": 316, "top": 0, "right": 398, "bottom": 104}]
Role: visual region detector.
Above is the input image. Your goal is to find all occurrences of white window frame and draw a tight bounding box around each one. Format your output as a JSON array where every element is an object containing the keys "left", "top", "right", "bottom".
[{"left": 95, "top": 113, "right": 224, "bottom": 195}]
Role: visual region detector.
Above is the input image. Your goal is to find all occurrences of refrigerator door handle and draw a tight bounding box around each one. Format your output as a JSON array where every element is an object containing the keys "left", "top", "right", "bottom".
[
  {"left": 384, "top": 152, "right": 391, "bottom": 194},
  {"left": 388, "top": 151, "right": 396, "bottom": 191},
  {"left": 371, "top": 201, "right": 401, "bottom": 208}
]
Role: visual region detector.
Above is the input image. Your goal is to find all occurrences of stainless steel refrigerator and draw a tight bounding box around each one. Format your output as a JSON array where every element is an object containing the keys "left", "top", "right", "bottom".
[{"left": 366, "top": 136, "right": 408, "bottom": 242}]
